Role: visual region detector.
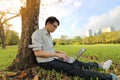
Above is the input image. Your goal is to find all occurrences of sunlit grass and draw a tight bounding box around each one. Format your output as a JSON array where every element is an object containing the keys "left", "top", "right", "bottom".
[
  {"left": 0, "top": 44, "right": 120, "bottom": 79},
  {"left": 1, "top": 44, "right": 120, "bottom": 70},
  {"left": 55, "top": 44, "right": 120, "bottom": 63},
  {"left": 0, "top": 45, "right": 18, "bottom": 70}
]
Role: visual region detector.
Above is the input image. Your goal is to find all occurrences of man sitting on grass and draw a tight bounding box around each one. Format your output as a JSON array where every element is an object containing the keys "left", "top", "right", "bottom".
[{"left": 29, "top": 16, "right": 119, "bottom": 80}]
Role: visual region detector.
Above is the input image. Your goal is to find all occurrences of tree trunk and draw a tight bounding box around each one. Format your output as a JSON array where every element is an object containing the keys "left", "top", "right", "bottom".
[
  {"left": 8, "top": 0, "right": 40, "bottom": 71},
  {"left": 0, "top": 25, "right": 6, "bottom": 49}
]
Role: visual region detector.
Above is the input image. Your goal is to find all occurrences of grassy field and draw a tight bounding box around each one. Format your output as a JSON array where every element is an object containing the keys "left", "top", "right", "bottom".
[
  {"left": 0, "top": 45, "right": 18, "bottom": 70},
  {"left": 55, "top": 44, "right": 120, "bottom": 63},
  {"left": 0, "top": 44, "right": 120, "bottom": 74}
]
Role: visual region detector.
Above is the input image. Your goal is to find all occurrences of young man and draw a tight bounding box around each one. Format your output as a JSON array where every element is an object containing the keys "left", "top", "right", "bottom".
[{"left": 29, "top": 16, "right": 118, "bottom": 80}]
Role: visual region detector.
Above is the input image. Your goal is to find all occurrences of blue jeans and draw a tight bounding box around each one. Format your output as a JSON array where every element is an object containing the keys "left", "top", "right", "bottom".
[{"left": 39, "top": 59, "right": 112, "bottom": 80}]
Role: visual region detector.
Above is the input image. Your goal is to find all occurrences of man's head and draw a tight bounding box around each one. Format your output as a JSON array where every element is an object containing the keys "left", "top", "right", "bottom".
[{"left": 45, "top": 16, "right": 60, "bottom": 33}]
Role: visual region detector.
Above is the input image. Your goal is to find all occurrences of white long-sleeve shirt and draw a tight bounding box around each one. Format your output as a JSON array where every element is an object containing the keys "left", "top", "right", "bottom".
[{"left": 29, "top": 28, "right": 55, "bottom": 63}]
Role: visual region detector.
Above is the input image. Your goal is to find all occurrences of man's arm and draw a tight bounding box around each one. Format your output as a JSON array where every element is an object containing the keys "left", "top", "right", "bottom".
[
  {"left": 34, "top": 50, "right": 68, "bottom": 60},
  {"left": 55, "top": 50, "right": 65, "bottom": 54}
]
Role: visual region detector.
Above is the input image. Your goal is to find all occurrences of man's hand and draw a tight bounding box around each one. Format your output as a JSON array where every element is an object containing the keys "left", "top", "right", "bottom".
[{"left": 56, "top": 53, "right": 68, "bottom": 60}]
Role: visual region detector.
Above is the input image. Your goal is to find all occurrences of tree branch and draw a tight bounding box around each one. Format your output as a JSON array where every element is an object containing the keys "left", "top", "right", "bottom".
[{"left": 2, "top": 13, "right": 20, "bottom": 25}]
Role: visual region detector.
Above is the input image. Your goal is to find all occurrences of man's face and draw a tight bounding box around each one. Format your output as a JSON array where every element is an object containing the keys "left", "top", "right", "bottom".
[{"left": 47, "top": 22, "right": 58, "bottom": 33}]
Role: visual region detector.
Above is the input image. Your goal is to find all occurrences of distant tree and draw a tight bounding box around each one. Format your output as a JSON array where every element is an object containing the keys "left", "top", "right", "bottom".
[
  {"left": 82, "top": 30, "right": 120, "bottom": 44},
  {"left": 0, "top": 11, "right": 19, "bottom": 49},
  {"left": 53, "top": 41, "right": 56, "bottom": 46},
  {"left": 73, "top": 36, "right": 82, "bottom": 45},
  {"left": 5, "top": 30, "right": 19, "bottom": 45}
]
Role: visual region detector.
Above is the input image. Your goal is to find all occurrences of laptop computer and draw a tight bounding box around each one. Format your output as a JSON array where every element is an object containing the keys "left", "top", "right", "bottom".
[{"left": 57, "top": 48, "right": 86, "bottom": 63}]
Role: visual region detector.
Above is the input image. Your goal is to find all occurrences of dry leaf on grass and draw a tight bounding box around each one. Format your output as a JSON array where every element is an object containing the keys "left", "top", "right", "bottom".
[
  {"left": 7, "top": 72, "right": 17, "bottom": 77},
  {"left": 114, "top": 68, "right": 119, "bottom": 75},
  {"left": 33, "top": 74, "right": 39, "bottom": 80},
  {"left": 17, "top": 72, "right": 27, "bottom": 79}
]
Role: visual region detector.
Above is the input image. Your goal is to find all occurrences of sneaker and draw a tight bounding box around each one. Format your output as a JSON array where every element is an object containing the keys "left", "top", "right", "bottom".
[
  {"left": 117, "top": 75, "right": 120, "bottom": 80},
  {"left": 110, "top": 73, "right": 117, "bottom": 80},
  {"left": 101, "top": 60, "right": 112, "bottom": 70}
]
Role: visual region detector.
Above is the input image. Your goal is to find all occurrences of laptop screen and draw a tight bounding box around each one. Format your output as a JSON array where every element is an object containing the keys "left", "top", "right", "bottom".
[{"left": 75, "top": 48, "right": 86, "bottom": 59}]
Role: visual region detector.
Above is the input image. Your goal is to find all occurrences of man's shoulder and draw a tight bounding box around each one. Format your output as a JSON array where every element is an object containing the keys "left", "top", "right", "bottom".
[
  {"left": 31, "top": 29, "right": 41, "bottom": 37},
  {"left": 33, "top": 29, "right": 43, "bottom": 34},
  {"left": 35, "top": 28, "right": 43, "bottom": 32}
]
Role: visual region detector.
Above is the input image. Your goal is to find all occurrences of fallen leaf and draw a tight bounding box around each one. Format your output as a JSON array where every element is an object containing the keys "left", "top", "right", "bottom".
[
  {"left": 7, "top": 72, "right": 17, "bottom": 77},
  {"left": 17, "top": 72, "right": 27, "bottom": 79},
  {"left": 114, "top": 68, "right": 119, "bottom": 75},
  {"left": 33, "top": 74, "right": 39, "bottom": 80},
  {"left": 1, "top": 74, "right": 6, "bottom": 80}
]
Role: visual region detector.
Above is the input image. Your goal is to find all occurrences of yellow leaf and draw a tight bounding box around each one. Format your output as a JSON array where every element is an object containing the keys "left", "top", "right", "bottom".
[
  {"left": 33, "top": 74, "right": 39, "bottom": 80},
  {"left": 114, "top": 68, "right": 119, "bottom": 75},
  {"left": 7, "top": 72, "right": 17, "bottom": 77},
  {"left": 17, "top": 72, "right": 27, "bottom": 79}
]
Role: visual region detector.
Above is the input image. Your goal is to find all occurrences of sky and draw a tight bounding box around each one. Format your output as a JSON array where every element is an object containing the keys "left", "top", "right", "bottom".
[{"left": 1, "top": 0, "right": 120, "bottom": 39}]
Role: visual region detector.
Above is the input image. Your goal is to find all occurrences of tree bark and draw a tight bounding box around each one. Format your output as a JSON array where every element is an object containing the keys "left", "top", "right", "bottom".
[
  {"left": 0, "top": 25, "right": 6, "bottom": 49},
  {"left": 8, "top": 0, "right": 40, "bottom": 71}
]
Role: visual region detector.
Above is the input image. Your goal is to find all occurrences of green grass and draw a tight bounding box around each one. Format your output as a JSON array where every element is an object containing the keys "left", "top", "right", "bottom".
[
  {"left": 55, "top": 44, "right": 120, "bottom": 63},
  {"left": 0, "top": 44, "right": 120, "bottom": 72},
  {"left": 0, "top": 45, "right": 18, "bottom": 70},
  {"left": 0, "top": 44, "right": 120, "bottom": 79}
]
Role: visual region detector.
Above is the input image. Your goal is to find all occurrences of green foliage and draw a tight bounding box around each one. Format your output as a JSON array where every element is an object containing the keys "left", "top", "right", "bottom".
[
  {"left": 83, "top": 30, "right": 120, "bottom": 44},
  {"left": 53, "top": 41, "right": 56, "bottom": 46},
  {"left": 0, "top": 39, "right": 1, "bottom": 44},
  {"left": 54, "top": 30, "right": 120, "bottom": 45},
  {"left": 5, "top": 30, "right": 19, "bottom": 45}
]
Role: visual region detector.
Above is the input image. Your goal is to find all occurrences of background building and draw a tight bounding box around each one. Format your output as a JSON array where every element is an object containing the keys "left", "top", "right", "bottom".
[
  {"left": 86, "top": 26, "right": 115, "bottom": 37},
  {"left": 94, "top": 29, "right": 101, "bottom": 36},
  {"left": 61, "top": 35, "right": 67, "bottom": 40},
  {"left": 86, "top": 29, "right": 92, "bottom": 37},
  {"left": 101, "top": 27, "right": 115, "bottom": 33}
]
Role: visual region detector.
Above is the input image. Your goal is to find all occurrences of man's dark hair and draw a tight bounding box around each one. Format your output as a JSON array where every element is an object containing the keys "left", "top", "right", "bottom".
[{"left": 45, "top": 16, "right": 60, "bottom": 26}]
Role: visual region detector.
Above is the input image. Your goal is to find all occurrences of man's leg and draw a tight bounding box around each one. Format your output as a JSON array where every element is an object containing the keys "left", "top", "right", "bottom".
[
  {"left": 39, "top": 59, "right": 112, "bottom": 80},
  {"left": 73, "top": 60, "right": 99, "bottom": 69},
  {"left": 74, "top": 60, "right": 113, "bottom": 70}
]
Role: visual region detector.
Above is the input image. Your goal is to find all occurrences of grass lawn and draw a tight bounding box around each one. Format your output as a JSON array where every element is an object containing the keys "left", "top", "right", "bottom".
[
  {"left": 0, "top": 44, "right": 120, "bottom": 75},
  {"left": 55, "top": 44, "right": 120, "bottom": 63},
  {"left": 0, "top": 45, "right": 18, "bottom": 70}
]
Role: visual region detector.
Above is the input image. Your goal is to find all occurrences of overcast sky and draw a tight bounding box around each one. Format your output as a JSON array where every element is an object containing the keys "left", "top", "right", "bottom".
[{"left": 1, "top": 0, "right": 120, "bottom": 39}]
